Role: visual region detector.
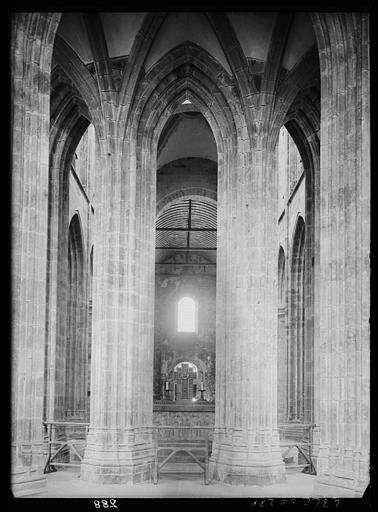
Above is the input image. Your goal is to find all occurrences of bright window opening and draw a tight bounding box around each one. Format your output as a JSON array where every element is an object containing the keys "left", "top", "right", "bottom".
[
  {"left": 177, "top": 297, "right": 196, "bottom": 332},
  {"left": 174, "top": 361, "right": 198, "bottom": 373}
]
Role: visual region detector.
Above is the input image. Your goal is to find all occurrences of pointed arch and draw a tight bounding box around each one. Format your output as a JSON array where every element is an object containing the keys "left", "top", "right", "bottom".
[
  {"left": 65, "top": 212, "right": 87, "bottom": 418},
  {"left": 277, "top": 245, "right": 288, "bottom": 423},
  {"left": 46, "top": 109, "right": 91, "bottom": 421},
  {"left": 125, "top": 41, "right": 242, "bottom": 153},
  {"left": 53, "top": 34, "right": 104, "bottom": 134},
  {"left": 289, "top": 216, "right": 306, "bottom": 422},
  {"left": 118, "top": 39, "right": 247, "bottom": 436},
  {"left": 284, "top": 115, "right": 318, "bottom": 428},
  {"left": 278, "top": 246, "right": 286, "bottom": 308}
]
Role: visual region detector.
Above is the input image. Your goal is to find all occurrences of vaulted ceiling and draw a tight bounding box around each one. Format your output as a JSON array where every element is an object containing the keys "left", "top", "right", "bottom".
[
  {"left": 157, "top": 112, "right": 217, "bottom": 168},
  {"left": 156, "top": 197, "right": 217, "bottom": 264},
  {"left": 53, "top": 11, "right": 320, "bottom": 270},
  {"left": 56, "top": 12, "right": 316, "bottom": 73},
  {"left": 54, "top": 11, "right": 318, "bottom": 169}
]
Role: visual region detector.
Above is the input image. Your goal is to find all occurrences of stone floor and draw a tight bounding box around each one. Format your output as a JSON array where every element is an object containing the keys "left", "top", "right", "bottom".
[{"left": 24, "top": 467, "right": 359, "bottom": 499}]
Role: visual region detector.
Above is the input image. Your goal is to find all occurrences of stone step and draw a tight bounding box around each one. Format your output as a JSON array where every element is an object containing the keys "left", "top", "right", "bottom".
[{"left": 11, "top": 472, "right": 47, "bottom": 497}]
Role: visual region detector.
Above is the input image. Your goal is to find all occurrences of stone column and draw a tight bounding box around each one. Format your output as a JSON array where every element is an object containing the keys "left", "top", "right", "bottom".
[
  {"left": 210, "top": 130, "right": 286, "bottom": 485},
  {"left": 11, "top": 13, "right": 60, "bottom": 496},
  {"left": 80, "top": 133, "right": 155, "bottom": 484},
  {"left": 311, "top": 13, "right": 370, "bottom": 496}
]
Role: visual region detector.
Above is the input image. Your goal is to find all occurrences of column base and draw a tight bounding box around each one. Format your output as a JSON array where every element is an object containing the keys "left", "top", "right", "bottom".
[
  {"left": 314, "top": 447, "right": 369, "bottom": 497},
  {"left": 314, "top": 478, "right": 368, "bottom": 498},
  {"left": 209, "top": 430, "right": 286, "bottom": 486},
  {"left": 80, "top": 427, "right": 155, "bottom": 485},
  {"left": 81, "top": 461, "right": 154, "bottom": 485},
  {"left": 209, "top": 460, "right": 286, "bottom": 486},
  {"left": 11, "top": 467, "right": 47, "bottom": 497}
]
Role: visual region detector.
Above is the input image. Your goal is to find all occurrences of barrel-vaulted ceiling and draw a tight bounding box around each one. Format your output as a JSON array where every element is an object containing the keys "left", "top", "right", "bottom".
[
  {"left": 156, "top": 198, "right": 217, "bottom": 264},
  {"left": 56, "top": 12, "right": 316, "bottom": 73}
]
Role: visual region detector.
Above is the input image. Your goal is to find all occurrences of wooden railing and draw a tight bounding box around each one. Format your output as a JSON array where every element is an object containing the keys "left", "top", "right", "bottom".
[
  {"left": 278, "top": 423, "right": 316, "bottom": 475},
  {"left": 42, "top": 421, "right": 316, "bottom": 478},
  {"left": 152, "top": 425, "right": 213, "bottom": 485},
  {"left": 43, "top": 421, "right": 89, "bottom": 473}
]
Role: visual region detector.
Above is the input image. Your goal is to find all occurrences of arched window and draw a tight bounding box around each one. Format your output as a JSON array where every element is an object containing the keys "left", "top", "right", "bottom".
[{"left": 177, "top": 297, "right": 196, "bottom": 332}]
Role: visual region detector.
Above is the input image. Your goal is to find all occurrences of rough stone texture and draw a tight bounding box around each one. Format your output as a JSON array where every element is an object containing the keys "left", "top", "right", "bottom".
[
  {"left": 277, "top": 247, "right": 287, "bottom": 425},
  {"left": 80, "top": 139, "right": 157, "bottom": 482},
  {"left": 60, "top": 128, "right": 95, "bottom": 422},
  {"left": 210, "top": 131, "right": 287, "bottom": 485},
  {"left": 11, "top": 11, "right": 369, "bottom": 495},
  {"left": 11, "top": 12, "right": 61, "bottom": 497},
  {"left": 153, "top": 410, "right": 214, "bottom": 433},
  {"left": 310, "top": 13, "right": 370, "bottom": 496},
  {"left": 64, "top": 214, "right": 87, "bottom": 419},
  {"left": 45, "top": 62, "right": 93, "bottom": 424},
  {"left": 154, "top": 271, "right": 216, "bottom": 401},
  {"left": 156, "top": 157, "right": 217, "bottom": 211},
  {"left": 288, "top": 216, "right": 306, "bottom": 421},
  {"left": 276, "top": 127, "right": 309, "bottom": 426}
]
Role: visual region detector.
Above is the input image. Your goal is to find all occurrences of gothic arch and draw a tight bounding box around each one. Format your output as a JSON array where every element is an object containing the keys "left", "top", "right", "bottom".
[
  {"left": 118, "top": 43, "right": 248, "bottom": 439},
  {"left": 278, "top": 246, "right": 286, "bottom": 309},
  {"left": 285, "top": 116, "right": 318, "bottom": 427},
  {"left": 53, "top": 34, "right": 104, "bottom": 133},
  {"left": 46, "top": 111, "right": 91, "bottom": 421},
  {"left": 289, "top": 215, "right": 306, "bottom": 421},
  {"left": 65, "top": 213, "right": 87, "bottom": 418},
  {"left": 126, "top": 41, "right": 242, "bottom": 147},
  {"left": 277, "top": 245, "right": 288, "bottom": 423}
]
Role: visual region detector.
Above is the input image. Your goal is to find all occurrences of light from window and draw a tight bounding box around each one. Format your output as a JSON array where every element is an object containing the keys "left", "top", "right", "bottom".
[
  {"left": 177, "top": 297, "right": 196, "bottom": 332},
  {"left": 174, "top": 361, "right": 198, "bottom": 373}
]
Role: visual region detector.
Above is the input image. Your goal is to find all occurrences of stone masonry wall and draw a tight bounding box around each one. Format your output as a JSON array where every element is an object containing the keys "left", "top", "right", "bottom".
[{"left": 154, "top": 271, "right": 216, "bottom": 402}]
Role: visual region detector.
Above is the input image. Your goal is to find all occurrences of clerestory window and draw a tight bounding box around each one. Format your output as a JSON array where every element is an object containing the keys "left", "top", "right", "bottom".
[{"left": 177, "top": 297, "right": 196, "bottom": 332}]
